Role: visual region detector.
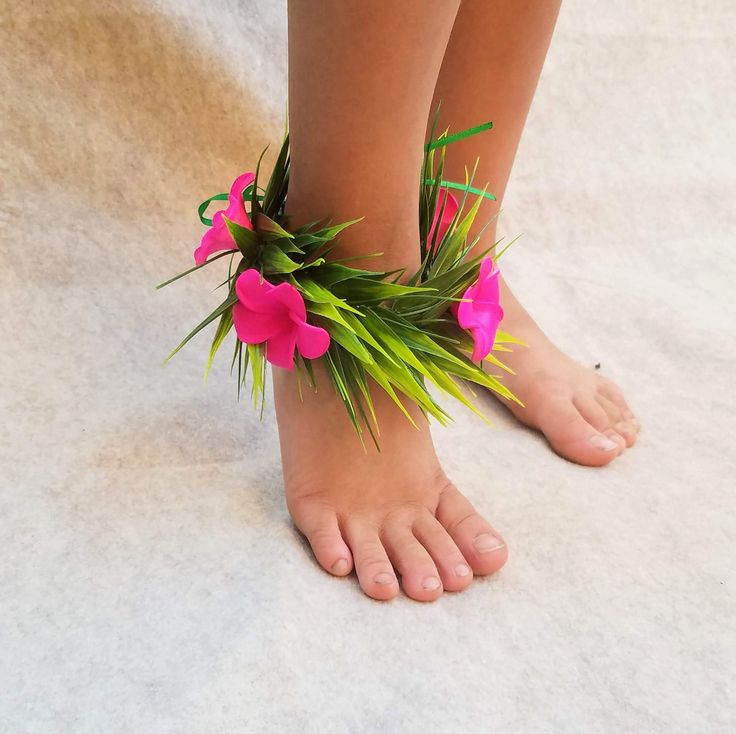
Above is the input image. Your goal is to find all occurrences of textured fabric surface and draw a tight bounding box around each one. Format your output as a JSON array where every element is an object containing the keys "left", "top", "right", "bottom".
[{"left": 2, "top": 2, "right": 734, "bottom": 732}]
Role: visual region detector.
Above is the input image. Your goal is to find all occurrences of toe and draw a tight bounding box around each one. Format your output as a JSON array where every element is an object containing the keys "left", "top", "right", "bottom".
[
  {"left": 613, "top": 421, "right": 638, "bottom": 447},
  {"left": 343, "top": 520, "right": 399, "bottom": 601},
  {"left": 291, "top": 502, "right": 354, "bottom": 577},
  {"left": 575, "top": 396, "right": 627, "bottom": 457},
  {"left": 598, "top": 381, "right": 639, "bottom": 428},
  {"left": 435, "top": 484, "right": 508, "bottom": 577},
  {"left": 412, "top": 511, "right": 473, "bottom": 592},
  {"left": 382, "top": 515, "right": 444, "bottom": 601},
  {"left": 596, "top": 394, "right": 637, "bottom": 447},
  {"left": 538, "top": 396, "right": 623, "bottom": 467}
]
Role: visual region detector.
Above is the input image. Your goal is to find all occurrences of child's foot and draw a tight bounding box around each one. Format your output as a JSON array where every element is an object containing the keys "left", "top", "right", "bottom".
[
  {"left": 274, "top": 365, "right": 508, "bottom": 601},
  {"left": 494, "top": 281, "right": 640, "bottom": 467}
]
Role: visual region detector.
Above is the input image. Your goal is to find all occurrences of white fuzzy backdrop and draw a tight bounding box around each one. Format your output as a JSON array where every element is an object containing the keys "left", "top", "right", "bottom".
[{"left": 1, "top": 1, "right": 735, "bottom": 732}]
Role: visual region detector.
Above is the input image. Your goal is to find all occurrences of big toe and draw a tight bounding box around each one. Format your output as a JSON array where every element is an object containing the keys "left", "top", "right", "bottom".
[
  {"left": 436, "top": 483, "right": 508, "bottom": 577},
  {"left": 537, "top": 397, "right": 625, "bottom": 467},
  {"left": 413, "top": 511, "right": 474, "bottom": 592}
]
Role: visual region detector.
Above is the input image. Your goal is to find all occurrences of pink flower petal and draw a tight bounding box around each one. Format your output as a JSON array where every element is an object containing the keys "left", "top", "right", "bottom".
[
  {"left": 235, "top": 269, "right": 275, "bottom": 311},
  {"left": 232, "top": 302, "right": 285, "bottom": 344},
  {"left": 453, "top": 256, "right": 504, "bottom": 362},
  {"left": 455, "top": 293, "right": 475, "bottom": 330},
  {"left": 268, "top": 282, "right": 307, "bottom": 321},
  {"left": 428, "top": 188, "right": 459, "bottom": 249},
  {"left": 470, "top": 327, "right": 494, "bottom": 363},
  {"left": 193, "top": 172, "right": 256, "bottom": 264},
  {"left": 295, "top": 320, "right": 331, "bottom": 359},
  {"left": 229, "top": 172, "right": 256, "bottom": 199},
  {"left": 265, "top": 329, "right": 298, "bottom": 370},
  {"left": 232, "top": 269, "right": 330, "bottom": 368},
  {"left": 193, "top": 212, "right": 238, "bottom": 265}
]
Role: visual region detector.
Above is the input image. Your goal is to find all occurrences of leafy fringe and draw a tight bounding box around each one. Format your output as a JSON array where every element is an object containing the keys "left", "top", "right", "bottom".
[{"left": 160, "top": 112, "right": 522, "bottom": 447}]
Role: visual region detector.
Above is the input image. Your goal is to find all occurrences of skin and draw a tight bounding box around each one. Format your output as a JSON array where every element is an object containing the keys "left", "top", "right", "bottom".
[
  {"left": 282, "top": 0, "right": 639, "bottom": 601},
  {"left": 430, "top": 0, "right": 639, "bottom": 466}
]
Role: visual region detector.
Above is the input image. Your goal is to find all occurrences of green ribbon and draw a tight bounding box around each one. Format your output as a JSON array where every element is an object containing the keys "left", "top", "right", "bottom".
[
  {"left": 420, "top": 179, "right": 497, "bottom": 202},
  {"left": 423, "top": 120, "right": 496, "bottom": 200},
  {"left": 424, "top": 120, "right": 493, "bottom": 151},
  {"left": 197, "top": 193, "right": 228, "bottom": 226},
  {"left": 197, "top": 185, "right": 264, "bottom": 226}
]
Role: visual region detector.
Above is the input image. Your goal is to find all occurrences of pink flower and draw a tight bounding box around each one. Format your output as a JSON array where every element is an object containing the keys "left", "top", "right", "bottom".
[
  {"left": 194, "top": 172, "right": 256, "bottom": 265},
  {"left": 232, "top": 269, "right": 330, "bottom": 370},
  {"left": 452, "top": 256, "right": 504, "bottom": 362},
  {"left": 428, "top": 188, "right": 459, "bottom": 249}
]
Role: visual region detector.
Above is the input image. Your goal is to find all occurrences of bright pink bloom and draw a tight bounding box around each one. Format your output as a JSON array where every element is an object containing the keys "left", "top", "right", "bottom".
[
  {"left": 452, "top": 256, "right": 504, "bottom": 362},
  {"left": 194, "top": 172, "right": 256, "bottom": 265},
  {"left": 428, "top": 188, "right": 459, "bottom": 249},
  {"left": 232, "top": 269, "right": 330, "bottom": 370}
]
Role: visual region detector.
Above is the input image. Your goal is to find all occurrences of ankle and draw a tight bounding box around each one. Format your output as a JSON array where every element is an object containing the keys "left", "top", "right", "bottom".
[{"left": 286, "top": 187, "right": 421, "bottom": 275}]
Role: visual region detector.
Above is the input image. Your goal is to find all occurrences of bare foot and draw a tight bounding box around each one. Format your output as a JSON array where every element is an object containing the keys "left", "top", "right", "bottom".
[
  {"left": 274, "top": 364, "right": 508, "bottom": 601},
  {"left": 494, "top": 280, "right": 640, "bottom": 467}
]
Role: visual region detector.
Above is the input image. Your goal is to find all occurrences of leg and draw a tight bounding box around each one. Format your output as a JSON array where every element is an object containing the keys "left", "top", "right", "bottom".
[
  {"left": 429, "top": 0, "right": 639, "bottom": 467},
  {"left": 282, "top": 0, "right": 507, "bottom": 601}
]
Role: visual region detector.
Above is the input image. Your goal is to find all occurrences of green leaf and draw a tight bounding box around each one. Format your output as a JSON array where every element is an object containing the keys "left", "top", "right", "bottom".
[
  {"left": 223, "top": 216, "right": 260, "bottom": 260},
  {"left": 369, "top": 350, "right": 449, "bottom": 424},
  {"left": 156, "top": 249, "right": 238, "bottom": 290},
  {"left": 323, "top": 321, "right": 374, "bottom": 365},
  {"left": 322, "top": 350, "right": 367, "bottom": 446},
  {"left": 262, "top": 243, "right": 302, "bottom": 274},
  {"left": 312, "top": 218, "right": 364, "bottom": 241},
  {"left": 339, "top": 311, "right": 397, "bottom": 363},
  {"left": 300, "top": 257, "right": 326, "bottom": 270},
  {"left": 332, "top": 278, "right": 436, "bottom": 303},
  {"left": 261, "top": 132, "right": 290, "bottom": 217},
  {"left": 494, "top": 329, "right": 528, "bottom": 346},
  {"left": 420, "top": 358, "right": 490, "bottom": 424},
  {"left": 360, "top": 311, "right": 425, "bottom": 373},
  {"left": 254, "top": 212, "right": 294, "bottom": 240},
  {"left": 340, "top": 351, "right": 379, "bottom": 439},
  {"left": 292, "top": 276, "right": 362, "bottom": 314},
  {"left": 360, "top": 358, "right": 420, "bottom": 428},
  {"left": 205, "top": 309, "right": 233, "bottom": 381},
  {"left": 250, "top": 145, "right": 270, "bottom": 217},
  {"left": 248, "top": 344, "right": 265, "bottom": 410},
  {"left": 310, "top": 263, "right": 387, "bottom": 287},
  {"left": 305, "top": 301, "right": 351, "bottom": 327},
  {"left": 277, "top": 238, "right": 305, "bottom": 255},
  {"left": 164, "top": 293, "right": 237, "bottom": 363}
]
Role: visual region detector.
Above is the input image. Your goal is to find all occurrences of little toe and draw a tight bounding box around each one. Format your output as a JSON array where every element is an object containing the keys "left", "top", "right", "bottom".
[
  {"left": 598, "top": 381, "right": 639, "bottom": 428},
  {"left": 292, "top": 503, "right": 353, "bottom": 577},
  {"left": 343, "top": 520, "right": 399, "bottom": 601},
  {"left": 613, "top": 421, "right": 638, "bottom": 447},
  {"left": 435, "top": 484, "right": 508, "bottom": 577},
  {"left": 412, "top": 511, "right": 473, "bottom": 592},
  {"left": 594, "top": 394, "right": 636, "bottom": 447},
  {"left": 382, "top": 518, "right": 444, "bottom": 602}
]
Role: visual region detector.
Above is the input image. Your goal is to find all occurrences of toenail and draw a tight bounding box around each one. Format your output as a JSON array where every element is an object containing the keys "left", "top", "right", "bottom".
[
  {"left": 589, "top": 434, "right": 619, "bottom": 451},
  {"left": 331, "top": 558, "right": 349, "bottom": 575},
  {"left": 374, "top": 572, "right": 395, "bottom": 585},
  {"left": 455, "top": 563, "right": 471, "bottom": 577},
  {"left": 422, "top": 576, "right": 442, "bottom": 590},
  {"left": 473, "top": 533, "right": 505, "bottom": 553}
]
